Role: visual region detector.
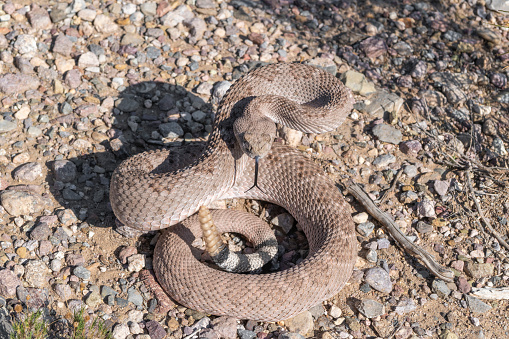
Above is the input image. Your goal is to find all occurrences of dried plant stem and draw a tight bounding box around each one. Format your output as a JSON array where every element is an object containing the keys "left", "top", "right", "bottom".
[
  {"left": 379, "top": 167, "right": 404, "bottom": 204},
  {"left": 347, "top": 182, "right": 455, "bottom": 282},
  {"left": 465, "top": 168, "right": 509, "bottom": 251}
]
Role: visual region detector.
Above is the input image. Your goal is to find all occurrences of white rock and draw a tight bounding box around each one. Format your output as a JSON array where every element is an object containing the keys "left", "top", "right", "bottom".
[
  {"left": 129, "top": 322, "right": 143, "bottom": 335},
  {"left": 14, "top": 106, "right": 30, "bottom": 120},
  {"left": 352, "top": 212, "right": 369, "bottom": 224},
  {"left": 112, "top": 323, "right": 130, "bottom": 339},
  {"left": 78, "top": 52, "right": 100, "bottom": 68},
  {"left": 161, "top": 5, "right": 194, "bottom": 27},
  {"left": 417, "top": 199, "right": 436, "bottom": 218},
  {"left": 213, "top": 81, "right": 232, "bottom": 100},
  {"left": 127, "top": 310, "right": 144, "bottom": 323},
  {"left": 78, "top": 9, "right": 97, "bottom": 21},
  {"left": 122, "top": 3, "right": 137, "bottom": 15},
  {"left": 127, "top": 254, "right": 145, "bottom": 272},
  {"left": 94, "top": 14, "right": 119, "bottom": 33},
  {"left": 14, "top": 35, "right": 37, "bottom": 55},
  {"left": 329, "top": 305, "right": 342, "bottom": 318},
  {"left": 279, "top": 126, "right": 303, "bottom": 147}
]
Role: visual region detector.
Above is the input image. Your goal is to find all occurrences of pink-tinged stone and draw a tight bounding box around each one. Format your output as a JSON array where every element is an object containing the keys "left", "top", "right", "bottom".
[
  {"left": 0, "top": 74, "right": 40, "bottom": 94},
  {"left": 118, "top": 246, "right": 137, "bottom": 264},
  {"left": 450, "top": 260, "right": 464, "bottom": 272},
  {"left": 456, "top": 276, "right": 472, "bottom": 294},
  {"left": 75, "top": 104, "right": 98, "bottom": 117},
  {"left": 64, "top": 69, "right": 82, "bottom": 89},
  {"left": 399, "top": 140, "right": 422, "bottom": 157},
  {"left": 27, "top": 7, "right": 52, "bottom": 30},
  {"left": 0, "top": 269, "right": 22, "bottom": 297},
  {"left": 359, "top": 37, "right": 387, "bottom": 59}
]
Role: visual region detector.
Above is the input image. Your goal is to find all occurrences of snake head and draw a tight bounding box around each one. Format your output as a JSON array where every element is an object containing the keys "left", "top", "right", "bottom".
[
  {"left": 234, "top": 116, "right": 276, "bottom": 159},
  {"left": 240, "top": 132, "right": 273, "bottom": 158}
]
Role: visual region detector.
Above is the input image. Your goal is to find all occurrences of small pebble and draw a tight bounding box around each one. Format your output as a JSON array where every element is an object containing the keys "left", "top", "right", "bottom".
[
  {"left": 356, "top": 222, "right": 375, "bottom": 237},
  {"left": 352, "top": 212, "right": 369, "bottom": 224}
]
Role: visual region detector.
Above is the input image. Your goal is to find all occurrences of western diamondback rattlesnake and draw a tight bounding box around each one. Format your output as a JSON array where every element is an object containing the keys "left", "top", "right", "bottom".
[{"left": 110, "top": 63, "right": 357, "bottom": 321}]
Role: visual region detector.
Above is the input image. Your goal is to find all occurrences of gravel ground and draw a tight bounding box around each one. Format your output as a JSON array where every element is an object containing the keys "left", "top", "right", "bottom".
[{"left": 0, "top": 0, "right": 508, "bottom": 338}]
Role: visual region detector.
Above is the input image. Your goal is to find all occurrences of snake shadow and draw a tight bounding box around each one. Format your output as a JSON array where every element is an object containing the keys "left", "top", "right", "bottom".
[
  {"left": 44, "top": 80, "right": 213, "bottom": 238},
  {"left": 43, "top": 72, "right": 284, "bottom": 241}
]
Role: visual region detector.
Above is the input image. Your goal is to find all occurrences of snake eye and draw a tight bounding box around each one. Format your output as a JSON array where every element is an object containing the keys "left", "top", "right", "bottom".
[
  {"left": 260, "top": 133, "right": 271, "bottom": 144},
  {"left": 243, "top": 132, "right": 254, "bottom": 142}
]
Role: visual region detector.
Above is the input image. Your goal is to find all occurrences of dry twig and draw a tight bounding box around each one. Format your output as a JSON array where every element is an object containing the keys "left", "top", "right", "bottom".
[
  {"left": 379, "top": 167, "right": 404, "bottom": 204},
  {"left": 472, "top": 287, "right": 509, "bottom": 300},
  {"left": 347, "top": 182, "right": 455, "bottom": 282}
]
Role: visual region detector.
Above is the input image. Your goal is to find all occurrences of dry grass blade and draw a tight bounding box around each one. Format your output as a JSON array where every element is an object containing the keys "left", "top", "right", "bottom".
[{"left": 465, "top": 167, "right": 509, "bottom": 251}]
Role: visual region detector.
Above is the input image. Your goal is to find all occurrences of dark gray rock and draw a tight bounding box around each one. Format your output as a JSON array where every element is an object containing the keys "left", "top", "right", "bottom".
[
  {"left": 238, "top": 329, "right": 256, "bottom": 339},
  {"left": 116, "top": 97, "right": 139, "bottom": 112},
  {"left": 196, "top": 0, "right": 217, "bottom": 8},
  {"left": 432, "top": 279, "right": 451, "bottom": 297},
  {"left": 62, "top": 188, "right": 82, "bottom": 201},
  {"left": 73, "top": 266, "right": 91, "bottom": 280},
  {"left": 415, "top": 221, "right": 433, "bottom": 233},
  {"left": 127, "top": 286, "right": 143, "bottom": 307},
  {"left": 356, "top": 222, "right": 375, "bottom": 237},
  {"left": 0, "top": 308, "right": 13, "bottom": 339},
  {"left": 159, "top": 122, "right": 184, "bottom": 138},
  {"left": 356, "top": 299, "right": 385, "bottom": 318},
  {"left": 393, "top": 41, "right": 413, "bottom": 56},
  {"left": 101, "top": 285, "right": 118, "bottom": 298},
  {"left": 278, "top": 333, "right": 306, "bottom": 339},
  {"left": 115, "top": 297, "right": 128, "bottom": 308},
  {"left": 372, "top": 124, "right": 402, "bottom": 144},
  {"left": 465, "top": 295, "right": 492, "bottom": 314},
  {"left": 158, "top": 94, "right": 176, "bottom": 111},
  {"left": 53, "top": 160, "right": 77, "bottom": 183}
]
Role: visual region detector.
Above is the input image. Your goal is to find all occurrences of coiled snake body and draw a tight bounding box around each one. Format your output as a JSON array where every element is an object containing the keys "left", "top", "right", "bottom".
[{"left": 110, "top": 63, "right": 357, "bottom": 321}]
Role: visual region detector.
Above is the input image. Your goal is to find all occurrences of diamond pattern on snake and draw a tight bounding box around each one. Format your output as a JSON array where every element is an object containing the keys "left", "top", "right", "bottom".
[{"left": 110, "top": 63, "right": 356, "bottom": 321}]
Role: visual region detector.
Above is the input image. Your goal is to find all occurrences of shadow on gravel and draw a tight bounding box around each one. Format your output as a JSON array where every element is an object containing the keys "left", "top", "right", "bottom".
[{"left": 45, "top": 80, "right": 210, "bottom": 236}]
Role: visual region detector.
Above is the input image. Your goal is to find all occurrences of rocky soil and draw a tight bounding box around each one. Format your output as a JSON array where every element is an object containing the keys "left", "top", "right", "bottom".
[{"left": 0, "top": 0, "right": 508, "bottom": 338}]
